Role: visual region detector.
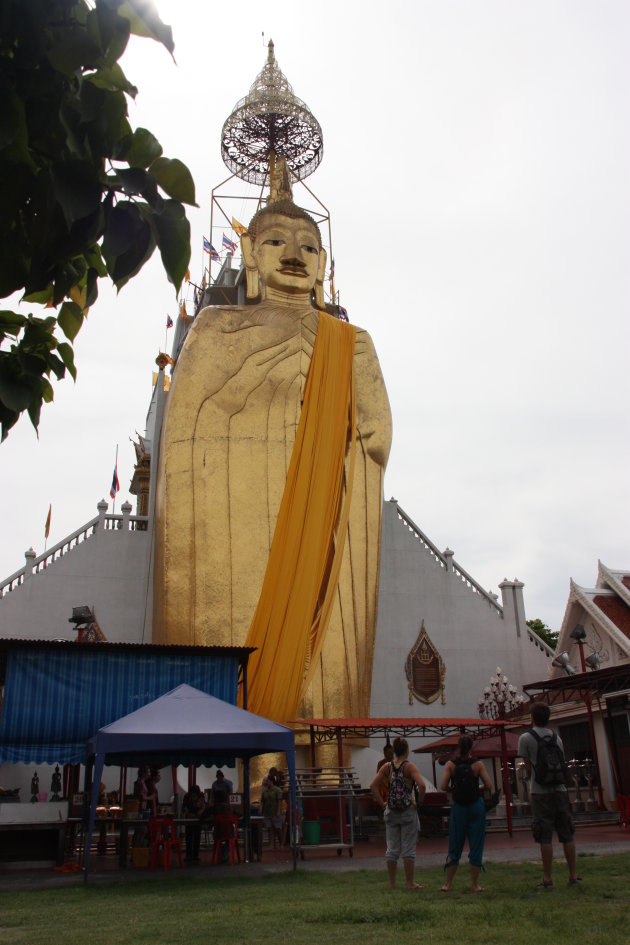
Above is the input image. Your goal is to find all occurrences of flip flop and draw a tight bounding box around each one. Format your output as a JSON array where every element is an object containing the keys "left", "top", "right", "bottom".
[
  {"left": 472, "top": 886, "right": 485, "bottom": 893},
  {"left": 568, "top": 877, "right": 582, "bottom": 886},
  {"left": 406, "top": 883, "right": 424, "bottom": 891},
  {"left": 535, "top": 880, "right": 554, "bottom": 890}
]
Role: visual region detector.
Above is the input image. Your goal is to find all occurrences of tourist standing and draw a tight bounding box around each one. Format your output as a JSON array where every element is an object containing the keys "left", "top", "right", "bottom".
[
  {"left": 518, "top": 702, "right": 579, "bottom": 889},
  {"left": 440, "top": 734, "right": 493, "bottom": 892},
  {"left": 370, "top": 736, "right": 426, "bottom": 890}
]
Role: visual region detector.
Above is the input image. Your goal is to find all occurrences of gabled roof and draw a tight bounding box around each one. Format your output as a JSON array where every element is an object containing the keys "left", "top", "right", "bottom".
[
  {"left": 598, "top": 561, "right": 630, "bottom": 609},
  {"left": 552, "top": 570, "right": 630, "bottom": 677}
]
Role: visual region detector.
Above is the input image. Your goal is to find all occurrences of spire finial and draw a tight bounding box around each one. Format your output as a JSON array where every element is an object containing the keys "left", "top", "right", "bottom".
[{"left": 267, "top": 39, "right": 275, "bottom": 64}]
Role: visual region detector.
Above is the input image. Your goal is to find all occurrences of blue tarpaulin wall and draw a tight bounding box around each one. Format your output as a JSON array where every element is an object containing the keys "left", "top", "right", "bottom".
[{"left": 0, "top": 646, "right": 239, "bottom": 764}]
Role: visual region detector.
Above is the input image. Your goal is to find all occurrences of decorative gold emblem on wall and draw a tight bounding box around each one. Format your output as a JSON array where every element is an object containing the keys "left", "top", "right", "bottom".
[{"left": 405, "top": 620, "right": 446, "bottom": 705}]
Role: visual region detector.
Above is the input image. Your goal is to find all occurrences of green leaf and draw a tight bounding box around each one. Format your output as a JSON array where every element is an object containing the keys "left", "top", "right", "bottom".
[
  {"left": 22, "top": 287, "right": 54, "bottom": 305},
  {"left": 85, "top": 63, "right": 138, "bottom": 97},
  {"left": 150, "top": 157, "right": 197, "bottom": 205},
  {"left": 57, "top": 342, "right": 77, "bottom": 382},
  {"left": 115, "top": 1, "right": 175, "bottom": 55},
  {"left": 124, "top": 127, "right": 163, "bottom": 168},
  {"left": 103, "top": 201, "right": 156, "bottom": 289},
  {"left": 45, "top": 24, "right": 102, "bottom": 75},
  {"left": 51, "top": 160, "right": 103, "bottom": 229},
  {"left": 0, "top": 88, "right": 34, "bottom": 167},
  {"left": 153, "top": 199, "right": 191, "bottom": 293},
  {"left": 58, "top": 301, "right": 85, "bottom": 342},
  {"left": 0, "top": 356, "right": 39, "bottom": 412},
  {"left": 0, "top": 311, "right": 27, "bottom": 338},
  {"left": 41, "top": 378, "right": 55, "bottom": 404}
]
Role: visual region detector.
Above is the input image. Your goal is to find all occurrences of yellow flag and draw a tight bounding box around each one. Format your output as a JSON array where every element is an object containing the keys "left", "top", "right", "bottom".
[
  {"left": 180, "top": 300, "right": 190, "bottom": 322},
  {"left": 232, "top": 217, "right": 247, "bottom": 237},
  {"left": 44, "top": 504, "right": 51, "bottom": 539}
]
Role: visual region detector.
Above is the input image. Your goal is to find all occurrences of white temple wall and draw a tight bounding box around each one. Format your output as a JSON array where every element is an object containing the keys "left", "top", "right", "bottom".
[
  {"left": 371, "top": 501, "right": 551, "bottom": 720},
  {"left": 0, "top": 524, "right": 148, "bottom": 644}
]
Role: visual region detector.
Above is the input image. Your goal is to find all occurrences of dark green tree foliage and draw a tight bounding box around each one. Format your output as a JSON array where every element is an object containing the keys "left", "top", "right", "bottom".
[
  {"left": 0, "top": 0, "right": 196, "bottom": 439},
  {"left": 526, "top": 618, "right": 559, "bottom": 649}
]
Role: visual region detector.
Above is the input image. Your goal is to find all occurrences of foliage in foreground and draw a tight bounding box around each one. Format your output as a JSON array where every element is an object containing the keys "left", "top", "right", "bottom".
[
  {"left": 0, "top": 0, "right": 196, "bottom": 440},
  {"left": 0, "top": 853, "right": 628, "bottom": 945}
]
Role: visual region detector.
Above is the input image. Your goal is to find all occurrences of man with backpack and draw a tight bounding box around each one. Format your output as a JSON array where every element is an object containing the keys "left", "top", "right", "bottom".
[
  {"left": 370, "top": 736, "right": 426, "bottom": 890},
  {"left": 518, "top": 702, "right": 580, "bottom": 889}
]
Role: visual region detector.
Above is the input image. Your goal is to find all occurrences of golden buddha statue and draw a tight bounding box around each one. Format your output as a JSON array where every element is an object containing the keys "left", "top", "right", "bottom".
[{"left": 154, "top": 174, "right": 391, "bottom": 725}]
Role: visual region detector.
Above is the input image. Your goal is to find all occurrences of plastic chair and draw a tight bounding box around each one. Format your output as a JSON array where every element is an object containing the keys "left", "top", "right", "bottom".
[
  {"left": 616, "top": 794, "right": 630, "bottom": 830},
  {"left": 149, "top": 816, "right": 183, "bottom": 871},
  {"left": 211, "top": 813, "right": 241, "bottom": 865}
]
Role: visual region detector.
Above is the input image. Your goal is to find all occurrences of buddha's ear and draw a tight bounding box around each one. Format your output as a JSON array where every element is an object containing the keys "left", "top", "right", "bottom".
[
  {"left": 241, "top": 232, "right": 260, "bottom": 300},
  {"left": 317, "top": 246, "right": 327, "bottom": 284},
  {"left": 313, "top": 246, "right": 327, "bottom": 309}
]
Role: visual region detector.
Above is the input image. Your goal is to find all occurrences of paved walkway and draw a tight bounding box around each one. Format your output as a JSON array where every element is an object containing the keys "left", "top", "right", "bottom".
[{"left": 1, "top": 822, "right": 629, "bottom": 890}]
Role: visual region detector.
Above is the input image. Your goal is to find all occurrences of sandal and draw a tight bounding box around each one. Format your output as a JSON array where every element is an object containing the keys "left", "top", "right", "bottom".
[
  {"left": 406, "top": 883, "right": 424, "bottom": 891},
  {"left": 568, "top": 877, "right": 582, "bottom": 886},
  {"left": 535, "top": 880, "right": 554, "bottom": 890}
]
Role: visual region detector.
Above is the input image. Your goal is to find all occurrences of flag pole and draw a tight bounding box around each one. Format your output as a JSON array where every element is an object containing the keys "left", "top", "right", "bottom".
[{"left": 113, "top": 444, "right": 118, "bottom": 516}]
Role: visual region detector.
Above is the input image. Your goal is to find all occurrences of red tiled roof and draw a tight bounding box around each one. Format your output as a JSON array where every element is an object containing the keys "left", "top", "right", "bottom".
[{"left": 593, "top": 594, "right": 630, "bottom": 639}]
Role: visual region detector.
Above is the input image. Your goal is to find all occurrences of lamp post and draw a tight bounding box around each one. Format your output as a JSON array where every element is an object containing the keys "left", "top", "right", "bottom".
[
  {"left": 569, "top": 624, "right": 604, "bottom": 809},
  {"left": 478, "top": 668, "right": 525, "bottom": 837}
]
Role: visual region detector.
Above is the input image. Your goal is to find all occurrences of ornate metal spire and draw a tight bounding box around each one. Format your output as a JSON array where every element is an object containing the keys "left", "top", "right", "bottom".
[{"left": 221, "top": 40, "right": 323, "bottom": 185}]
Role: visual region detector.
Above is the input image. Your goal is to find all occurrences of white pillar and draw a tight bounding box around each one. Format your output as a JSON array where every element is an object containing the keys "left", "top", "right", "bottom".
[
  {"left": 121, "top": 500, "right": 132, "bottom": 531},
  {"left": 499, "top": 579, "right": 526, "bottom": 637},
  {"left": 23, "top": 547, "right": 36, "bottom": 580}
]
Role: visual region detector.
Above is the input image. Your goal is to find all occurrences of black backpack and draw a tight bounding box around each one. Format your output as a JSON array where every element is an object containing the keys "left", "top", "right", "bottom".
[
  {"left": 530, "top": 730, "right": 568, "bottom": 787},
  {"left": 451, "top": 759, "right": 480, "bottom": 806},
  {"left": 388, "top": 761, "right": 413, "bottom": 810}
]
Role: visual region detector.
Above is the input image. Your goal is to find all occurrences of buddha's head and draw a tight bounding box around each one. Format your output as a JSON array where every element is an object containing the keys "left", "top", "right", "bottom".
[{"left": 241, "top": 198, "right": 327, "bottom": 307}]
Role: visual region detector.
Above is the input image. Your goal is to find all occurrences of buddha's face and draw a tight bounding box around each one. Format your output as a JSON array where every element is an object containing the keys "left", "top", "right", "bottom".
[{"left": 251, "top": 213, "right": 321, "bottom": 297}]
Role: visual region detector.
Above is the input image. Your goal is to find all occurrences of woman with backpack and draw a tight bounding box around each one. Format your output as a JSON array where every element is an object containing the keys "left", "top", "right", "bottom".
[
  {"left": 440, "top": 734, "right": 493, "bottom": 893},
  {"left": 370, "top": 736, "right": 426, "bottom": 890}
]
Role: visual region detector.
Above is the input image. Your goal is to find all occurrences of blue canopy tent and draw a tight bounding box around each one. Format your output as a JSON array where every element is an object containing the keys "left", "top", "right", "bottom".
[{"left": 84, "top": 684, "right": 297, "bottom": 878}]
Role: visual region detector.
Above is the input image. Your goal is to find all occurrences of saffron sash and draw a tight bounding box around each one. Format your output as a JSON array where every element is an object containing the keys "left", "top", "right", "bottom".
[{"left": 242, "top": 312, "right": 357, "bottom": 722}]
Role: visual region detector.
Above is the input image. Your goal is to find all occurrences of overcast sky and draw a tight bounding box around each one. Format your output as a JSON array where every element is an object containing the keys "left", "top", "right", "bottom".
[{"left": 0, "top": 0, "right": 628, "bottom": 634}]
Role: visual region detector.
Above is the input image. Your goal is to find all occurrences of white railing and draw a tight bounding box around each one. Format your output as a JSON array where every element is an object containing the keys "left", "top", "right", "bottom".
[
  {"left": 394, "top": 504, "right": 504, "bottom": 615},
  {"left": 526, "top": 626, "right": 556, "bottom": 659},
  {"left": 0, "top": 508, "right": 148, "bottom": 599}
]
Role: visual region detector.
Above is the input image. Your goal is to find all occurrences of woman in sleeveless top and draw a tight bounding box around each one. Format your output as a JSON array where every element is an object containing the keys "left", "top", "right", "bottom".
[{"left": 440, "top": 734, "right": 493, "bottom": 892}]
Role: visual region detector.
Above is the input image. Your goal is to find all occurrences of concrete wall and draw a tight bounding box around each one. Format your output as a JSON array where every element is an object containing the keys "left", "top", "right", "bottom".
[
  {"left": 0, "top": 509, "right": 148, "bottom": 644},
  {"left": 370, "top": 501, "right": 551, "bottom": 720}
]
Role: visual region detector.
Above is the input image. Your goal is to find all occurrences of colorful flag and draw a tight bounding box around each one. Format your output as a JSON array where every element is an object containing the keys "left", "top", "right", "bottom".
[
  {"left": 166, "top": 314, "right": 174, "bottom": 328},
  {"left": 109, "top": 466, "right": 120, "bottom": 500},
  {"left": 44, "top": 504, "right": 51, "bottom": 539},
  {"left": 338, "top": 305, "right": 349, "bottom": 323},
  {"left": 203, "top": 236, "right": 211, "bottom": 254},
  {"left": 222, "top": 233, "right": 238, "bottom": 253},
  {"left": 232, "top": 217, "right": 247, "bottom": 236}
]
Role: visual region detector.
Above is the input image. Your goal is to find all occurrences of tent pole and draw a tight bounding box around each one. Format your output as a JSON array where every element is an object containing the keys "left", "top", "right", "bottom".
[
  {"left": 84, "top": 752, "right": 105, "bottom": 882},
  {"left": 243, "top": 757, "right": 250, "bottom": 862},
  {"left": 288, "top": 746, "right": 297, "bottom": 871},
  {"left": 500, "top": 727, "right": 513, "bottom": 836}
]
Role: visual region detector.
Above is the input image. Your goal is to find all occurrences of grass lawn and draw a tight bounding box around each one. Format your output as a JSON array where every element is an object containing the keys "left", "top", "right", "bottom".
[{"left": 0, "top": 853, "right": 628, "bottom": 945}]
